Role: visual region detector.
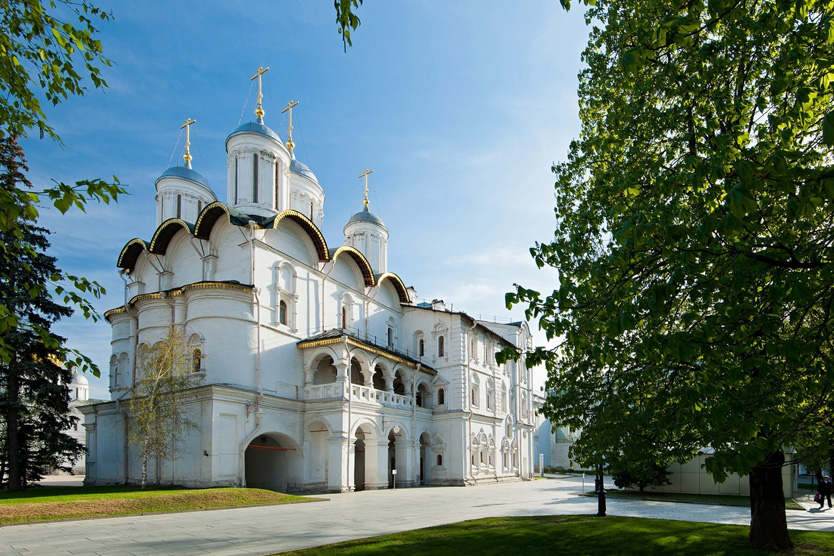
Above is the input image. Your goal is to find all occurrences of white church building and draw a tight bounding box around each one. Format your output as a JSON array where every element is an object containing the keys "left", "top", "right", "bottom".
[{"left": 81, "top": 75, "right": 537, "bottom": 492}]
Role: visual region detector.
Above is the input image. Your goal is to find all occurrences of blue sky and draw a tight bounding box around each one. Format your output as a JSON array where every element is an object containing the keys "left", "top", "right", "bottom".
[{"left": 21, "top": 1, "right": 590, "bottom": 399}]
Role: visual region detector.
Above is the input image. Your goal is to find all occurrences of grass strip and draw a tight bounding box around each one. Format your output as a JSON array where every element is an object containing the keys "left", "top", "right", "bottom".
[
  {"left": 586, "top": 489, "right": 804, "bottom": 511},
  {"left": 0, "top": 486, "right": 313, "bottom": 524},
  {"left": 275, "top": 515, "right": 834, "bottom": 556}
]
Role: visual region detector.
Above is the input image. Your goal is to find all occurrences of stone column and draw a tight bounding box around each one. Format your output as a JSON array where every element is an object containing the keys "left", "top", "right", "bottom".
[{"left": 327, "top": 434, "right": 349, "bottom": 492}]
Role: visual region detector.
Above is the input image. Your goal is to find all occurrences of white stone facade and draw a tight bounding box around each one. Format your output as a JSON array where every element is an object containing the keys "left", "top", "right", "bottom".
[{"left": 80, "top": 108, "right": 536, "bottom": 492}]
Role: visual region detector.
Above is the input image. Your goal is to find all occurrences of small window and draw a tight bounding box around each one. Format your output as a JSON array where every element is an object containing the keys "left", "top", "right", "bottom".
[
  {"left": 437, "top": 454, "right": 442, "bottom": 466},
  {"left": 387, "top": 327, "right": 394, "bottom": 348},
  {"left": 342, "top": 306, "right": 348, "bottom": 330},
  {"left": 234, "top": 157, "right": 239, "bottom": 204},
  {"left": 253, "top": 154, "right": 259, "bottom": 203},
  {"left": 274, "top": 161, "right": 280, "bottom": 209},
  {"left": 176, "top": 194, "right": 182, "bottom": 219},
  {"left": 310, "top": 201, "right": 314, "bottom": 220},
  {"left": 471, "top": 387, "right": 477, "bottom": 407},
  {"left": 198, "top": 200, "right": 202, "bottom": 213},
  {"left": 487, "top": 392, "right": 492, "bottom": 410},
  {"left": 419, "top": 339, "right": 424, "bottom": 357},
  {"left": 279, "top": 300, "right": 288, "bottom": 325},
  {"left": 471, "top": 454, "right": 475, "bottom": 465},
  {"left": 192, "top": 348, "right": 202, "bottom": 373},
  {"left": 480, "top": 452, "right": 484, "bottom": 464},
  {"left": 438, "top": 335, "right": 445, "bottom": 357},
  {"left": 416, "top": 391, "right": 423, "bottom": 407},
  {"left": 438, "top": 388, "right": 445, "bottom": 405}
]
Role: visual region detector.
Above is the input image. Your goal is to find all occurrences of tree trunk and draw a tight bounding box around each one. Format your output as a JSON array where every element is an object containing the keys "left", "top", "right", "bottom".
[
  {"left": 5, "top": 364, "right": 22, "bottom": 491},
  {"left": 141, "top": 441, "right": 148, "bottom": 491},
  {"left": 748, "top": 451, "right": 792, "bottom": 550}
]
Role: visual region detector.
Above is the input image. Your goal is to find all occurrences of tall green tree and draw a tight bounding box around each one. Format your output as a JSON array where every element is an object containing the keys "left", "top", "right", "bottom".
[
  {"left": 128, "top": 328, "right": 203, "bottom": 490},
  {"left": 502, "top": 0, "right": 834, "bottom": 550},
  {"left": 0, "top": 0, "right": 125, "bottom": 373},
  {"left": 0, "top": 137, "right": 84, "bottom": 490}
]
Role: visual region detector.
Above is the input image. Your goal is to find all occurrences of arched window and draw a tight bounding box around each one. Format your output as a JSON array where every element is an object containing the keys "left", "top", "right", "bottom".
[
  {"left": 387, "top": 326, "right": 394, "bottom": 348},
  {"left": 419, "top": 338, "right": 425, "bottom": 357},
  {"left": 438, "top": 335, "right": 445, "bottom": 357},
  {"left": 252, "top": 153, "right": 259, "bottom": 202},
  {"left": 176, "top": 194, "right": 182, "bottom": 219},
  {"left": 480, "top": 452, "right": 484, "bottom": 464},
  {"left": 274, "top": 161, "right": 280, "bottom": 208},
  {"left": 198, "top": 200, "right": 202, "bottom": 213},
  {"left": 471, "top": 387, "right": 477, "bottom": 407},
  {"left": 279, "top": 300, "right": 288, "bottom": 325},
  {"left": 438, "top": 388, "right": 445, "bottom": 405},
  {"left": 437, "top": 454, "right": 443, "bottom": 466},
  {"left": 234, "top": 157, "right": 239, "bottom": 204},
  {"left": 310, "top": 201, "right": 314, "bottom": 220},
  {"left": 342, "top": 306, "right": 348, "bottom": 330},
  {"left": 192, "top": 348, "right": 202, "bottom": 373}
]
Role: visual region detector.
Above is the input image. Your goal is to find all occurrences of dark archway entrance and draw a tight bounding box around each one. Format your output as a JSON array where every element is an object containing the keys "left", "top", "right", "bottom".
[
  {"left": 244, "top": 433, "right": 302, "bottom": 492},
  {"left": 354, "top": 430, "right": 366, "bottom": 491}
]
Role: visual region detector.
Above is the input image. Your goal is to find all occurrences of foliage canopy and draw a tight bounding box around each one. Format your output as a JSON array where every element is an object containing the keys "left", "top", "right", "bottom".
[
  {"left": 0, "top": 1, "right": 125, "bottom": 375},
  {"left": 502, "top": 0, "right": 834, "bottom": 549},
  {"left": 128, "top": 328, "right": 203, "bottom": 489}
]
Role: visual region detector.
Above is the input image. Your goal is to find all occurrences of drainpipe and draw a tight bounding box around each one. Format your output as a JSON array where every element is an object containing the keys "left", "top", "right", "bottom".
[
  {"left": 345, "top": 336, "right": 352, "bottom": 491},
  {"left": 160, "top": 291, "right": 176, "bottom": 329},
  {"left": 112, "top": 389, "right": 130, "bottom": 484},
  {"left": 464, "top": 320, "right": 477, "bottom": 484},
  {"left": 319, "top": 261, "right": 336, "bottom": 334},
  {"left": 238, "top": 222, "right": 264, "bottom": 488},
  {"left": 247, "top": 221, "right": 263, "bottom": 410},
  {"left": 412, "top": 363, "right": 420, "bottom": 485},
  {"left": 119, "top": 269, "right": 129, "bottom": 306}
]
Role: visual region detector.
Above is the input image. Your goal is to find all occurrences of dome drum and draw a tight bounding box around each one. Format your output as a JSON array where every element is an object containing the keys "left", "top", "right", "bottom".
[{"left": 155, "top": 167, "right": 217, "bottom": 226}]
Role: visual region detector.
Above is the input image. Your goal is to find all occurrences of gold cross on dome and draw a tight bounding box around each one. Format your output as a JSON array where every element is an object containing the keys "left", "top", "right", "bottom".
[
  {"left": 251, "top": 66, "right": 270, "bottom": 121},
  {"left": 358, "top": 168, "right": 374, "bottom": 208},
  {"left": 180, "top": 118, "right": 196, "bottom": 168},
  {"left": 281, "top": 99, "right": 299, "bottom": 155}
]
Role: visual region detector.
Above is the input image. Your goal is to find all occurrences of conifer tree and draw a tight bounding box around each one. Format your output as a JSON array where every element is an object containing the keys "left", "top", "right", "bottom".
[{"left": 0, "top": 137, "right": 83, "bottom": 491}]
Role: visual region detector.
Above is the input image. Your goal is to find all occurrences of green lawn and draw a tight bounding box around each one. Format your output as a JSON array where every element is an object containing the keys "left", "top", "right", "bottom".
[
  {"left": 275, "top": 515, "right": 834, "bottom": 556},
  {"left": 0, "top": 485, "right": 314, "bottom": 523},
  {"left": 584, "top": 489, "right": 805, "bottom": 511}
]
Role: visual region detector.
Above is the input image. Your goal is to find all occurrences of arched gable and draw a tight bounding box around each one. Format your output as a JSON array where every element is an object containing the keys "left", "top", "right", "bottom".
[
  {"left": 117, "top": 238, "right": 148, "bottom": 271},
  {"left": 377, "top": 272, "right": 410, "bottom": 303},
  {"left": 330, "top": 256, "right": 366, "bottom": 292},
  {"left": 332, "top": 246, "right": 375, "bottom": 287},
  {"left": 272, "top": 210, "right": 329, "bottom": 261},
  {"left": 149, "top": 218, "right": 194, "bottom": 255},
  {"left": 194, "top": 201, "right": 250, "bottom": 240}
]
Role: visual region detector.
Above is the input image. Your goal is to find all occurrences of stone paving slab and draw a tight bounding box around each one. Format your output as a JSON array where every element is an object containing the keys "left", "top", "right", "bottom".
[{"left": 4, "top": 476, "right": 833, "bottom": 555}]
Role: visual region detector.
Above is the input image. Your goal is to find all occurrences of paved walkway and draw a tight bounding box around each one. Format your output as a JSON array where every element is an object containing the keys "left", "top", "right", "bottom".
[{"left": 5, "top": 476, "right": 834, "bottom": 555}]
